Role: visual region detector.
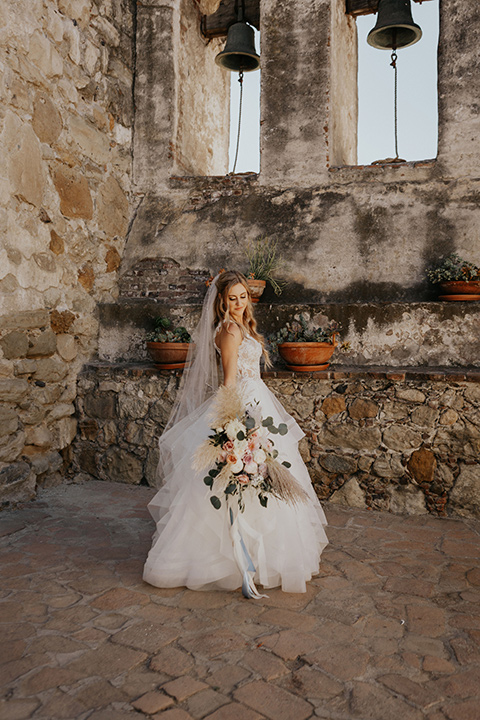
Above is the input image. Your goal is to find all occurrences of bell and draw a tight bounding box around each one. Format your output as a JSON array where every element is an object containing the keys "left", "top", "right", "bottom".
[
  {"left": 215, "top": 20, "right": 260, "bottom": 72},
  {"left": 367, "top": 0, "right": 422, "bottom": 50}
]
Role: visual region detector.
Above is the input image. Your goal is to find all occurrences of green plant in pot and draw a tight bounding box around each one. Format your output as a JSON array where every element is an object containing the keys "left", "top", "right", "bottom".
[
  {"left": 245, "top": 236, "right": 286, "bottom": 302},
  {"left": 427, "top": 253, "right": 480, "bottom": 301},
  {"left": 269, "top": 314, "right": 341, "bottom": 372},
  {"left": 146, "top": 317, "right": 192, "bottom": 370}
]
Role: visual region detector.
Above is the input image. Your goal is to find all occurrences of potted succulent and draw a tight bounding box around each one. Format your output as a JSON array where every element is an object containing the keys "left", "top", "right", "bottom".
[
  {"left": 427, "top": 253, "right": 480, "bottom": 301},
  {"left": 146, "top": 317, "right": 192, "bottom": 369},
  {"left": 269, "top": 314, "right": 341, "bottom": 371},
  {"left": 245, "top": 236, "right": 286, "bottom": 302}
]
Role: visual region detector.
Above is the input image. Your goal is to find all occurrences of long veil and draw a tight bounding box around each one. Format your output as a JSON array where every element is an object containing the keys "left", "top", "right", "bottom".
[{"left": 156, "top": 274, "right": 221, "bottom": 482}]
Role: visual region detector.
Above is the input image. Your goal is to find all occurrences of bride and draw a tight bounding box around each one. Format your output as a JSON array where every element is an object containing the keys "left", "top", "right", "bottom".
[{"left": 143, "top": 270, "right": 328, "bottom": 596}]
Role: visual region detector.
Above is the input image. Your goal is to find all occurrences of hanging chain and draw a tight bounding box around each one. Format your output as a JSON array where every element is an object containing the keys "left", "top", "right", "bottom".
[
  {"left": 231, "top": 70, "right": 244, "bottom": 175},
  {"left": 390, "top": 50, "right": 399, "bottom": 160}
]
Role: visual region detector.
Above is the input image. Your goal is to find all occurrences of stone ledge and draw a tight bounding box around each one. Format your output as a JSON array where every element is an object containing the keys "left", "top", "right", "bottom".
[{"left": 81, "top": 362, "right": 480, "bottom": 383}]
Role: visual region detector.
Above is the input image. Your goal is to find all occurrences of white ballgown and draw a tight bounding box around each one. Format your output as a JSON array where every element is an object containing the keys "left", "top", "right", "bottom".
[{"left": 143, "top": 334, "right": 328, "bottom": 594}]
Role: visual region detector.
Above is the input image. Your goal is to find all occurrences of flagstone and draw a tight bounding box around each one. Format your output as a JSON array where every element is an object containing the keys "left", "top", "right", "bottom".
[
  {"left": 0, "top": 699, "right": 40, "bottom": 720},
  {"left": 204, "top": 702, "right": 264, "bottom": 720},
  {"left": 241, "top": 649, "right": 289, "bottom": 681},
  {"left": 205, "top": 663, "right": 251, "bottom": 693},
  {"left": 131, "top": 690, "right": 174, "bottom": 713},
  {"left": 257, "top": 629, "right": 320, "bottom": 661},
  {"left": 65, "top": 642, "right": 148, "bottom": 679},
  {"left": 234, "top": 679, "right": 313, "bottom": 720},
  {"left": 162, "top": 676, "right": 209, "bottom": 701},
  {"left": 111, "top": 621, "right": 178, "bottom": 653},
  {"left": 150, "top": 646, "right": 195, "bottom": 675},
  {"left": 179, "top": 629, "right": 247, "bottom": 659}
]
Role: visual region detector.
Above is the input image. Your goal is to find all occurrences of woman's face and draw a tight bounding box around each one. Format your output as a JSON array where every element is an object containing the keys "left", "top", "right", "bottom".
[{"left": 225, "top": 282, "right": 249, "bottom": 321}]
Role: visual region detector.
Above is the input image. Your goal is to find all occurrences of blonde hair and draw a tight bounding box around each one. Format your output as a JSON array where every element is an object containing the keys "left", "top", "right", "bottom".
[{"left": 213, "top": 270, "right": 271, "bottom": 367}]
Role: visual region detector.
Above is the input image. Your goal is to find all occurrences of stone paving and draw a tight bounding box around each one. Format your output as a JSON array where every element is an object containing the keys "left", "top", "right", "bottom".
[{"left": 1, "top": 482, "right": 480, "bottom": 720}]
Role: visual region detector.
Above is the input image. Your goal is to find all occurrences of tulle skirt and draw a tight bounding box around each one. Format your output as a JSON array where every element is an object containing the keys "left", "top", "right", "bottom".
[{"left": 143, "top": 378, "right": 328, "bottom": 594}]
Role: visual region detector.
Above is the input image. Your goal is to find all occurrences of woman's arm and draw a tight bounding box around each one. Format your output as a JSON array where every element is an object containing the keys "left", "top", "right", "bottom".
[{"left": 216, "top": 324, "right": 242, "bottom": 387}]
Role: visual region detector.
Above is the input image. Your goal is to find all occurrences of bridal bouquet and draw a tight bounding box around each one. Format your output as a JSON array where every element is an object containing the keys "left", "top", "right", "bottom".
[{"left": 193, "top": 386, "right": 308, "bottom": 512}]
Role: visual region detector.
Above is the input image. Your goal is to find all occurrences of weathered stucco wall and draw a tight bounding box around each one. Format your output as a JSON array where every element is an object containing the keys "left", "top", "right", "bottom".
[
  {"left": 0, "top": 0, "right": 133, "bottom": 502},
  {"left": 134, "top": 0, "right": 230, "bottom": 190},
  {"left": 74, "top": 366, "right": 480, "bottom": 519}
]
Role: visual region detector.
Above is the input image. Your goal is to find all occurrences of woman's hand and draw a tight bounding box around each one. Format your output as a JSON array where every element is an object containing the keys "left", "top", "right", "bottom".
[{"left": 216, "top": 323, "right": 242, "bottom": 387}]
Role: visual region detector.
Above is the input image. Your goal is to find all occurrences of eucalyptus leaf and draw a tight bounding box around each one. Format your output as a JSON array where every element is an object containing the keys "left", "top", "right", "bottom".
[
  {"left": 203, "top": 476, "right": 213, "bottom": 487},
  {"left": 262, "top": 416, "right": 274, "bottom": 427},
  {"left": 278, "top": 423, "right": 288, "bottom": 436},
  {"left": 237, "top": 431, "right": 245, "bottom": 441},
  {"left": 210, "top": 496, "right": 221, "bottom": 510},
  {"left": 282, "top": 461, "right": 292, "bottom": 468},
  {"left": 225, "top": 483, "right": 237, "bottom": 495},
  {"left": 259, "top": 494, "right": 268, "bottom": 508}
]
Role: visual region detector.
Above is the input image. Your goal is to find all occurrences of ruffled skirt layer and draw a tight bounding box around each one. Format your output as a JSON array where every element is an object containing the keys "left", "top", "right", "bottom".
[{"left": 143, "top": 378, "right": 328, "bottom": 593}]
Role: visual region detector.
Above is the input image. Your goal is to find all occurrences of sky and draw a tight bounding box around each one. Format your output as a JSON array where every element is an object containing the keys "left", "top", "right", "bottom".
[{"left": 228, "top": 1, "right": 439, "bottom": 172}]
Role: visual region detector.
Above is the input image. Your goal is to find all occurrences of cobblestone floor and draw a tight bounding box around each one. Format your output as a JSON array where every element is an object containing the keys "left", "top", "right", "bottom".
[{"left": 1, "top": 482, "right": 480, "bottom": 720}]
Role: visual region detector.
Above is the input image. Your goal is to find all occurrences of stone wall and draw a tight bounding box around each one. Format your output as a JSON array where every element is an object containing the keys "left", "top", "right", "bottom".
[
  {"left": 74, "top": 365, "right": 480, "bottom": 519},
  {"left": 0, "top": 0, "right": 134, "bottom": 502}
]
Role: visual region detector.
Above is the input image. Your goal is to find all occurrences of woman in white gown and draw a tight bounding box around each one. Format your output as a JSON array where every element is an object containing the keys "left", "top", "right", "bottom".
[{"left": 143, "top": 271, "right": 328, "bottom": 596}]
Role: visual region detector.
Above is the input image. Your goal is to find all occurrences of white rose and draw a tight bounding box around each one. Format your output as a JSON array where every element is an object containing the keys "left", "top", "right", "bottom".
[
  {"left": 230, "top": 458, "right": 243, "bottom": 473},
  {"left": 253, "top": 449, "right": 266, "bottom": 464},
  {"left": 225, "top": 419, "right": 243, "bottom": 440}
]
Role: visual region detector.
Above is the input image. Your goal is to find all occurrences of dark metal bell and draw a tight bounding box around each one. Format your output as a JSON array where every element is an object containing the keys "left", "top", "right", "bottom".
[
  {"left": 367, "top": 0, "right": 422, "bottom": 50},
  {"left": 215, "top": 20, "right": 260, "bottom": 72}
]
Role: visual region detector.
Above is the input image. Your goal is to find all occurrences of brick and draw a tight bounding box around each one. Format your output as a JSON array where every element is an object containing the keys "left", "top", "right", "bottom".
[
  {"left": 162, "top": 676, "right": 209, "bottom": 701},
  {"left": 234, "top": 679, "right": 313, "bottom": 720},
  {"left": 111, "top": 621, "right": 178, "bottom": 653},
  {"left": 132, "top": 691, "right": 174, "bottom": 714}
]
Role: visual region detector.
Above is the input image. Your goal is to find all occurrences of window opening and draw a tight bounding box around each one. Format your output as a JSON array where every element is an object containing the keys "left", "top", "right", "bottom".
[
  {"left": 228, "top": 28, "right": 260, "bottom": 173},
  {"left": 356, "top": 1, "right": 439, "bottom": 165}
]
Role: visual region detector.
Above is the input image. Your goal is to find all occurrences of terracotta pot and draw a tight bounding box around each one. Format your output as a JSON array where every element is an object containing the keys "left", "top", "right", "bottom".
[
  {"left": 277, "top": 339, "right": 336, "bottom": 372},
  {"left": 438, "top": 280, "right": 480, "bottom": 301},
  {"left": 247, "top": 278, "right": 266, "bottom": 303},
  {"left": 146, "top": 342, "right": 190, "bottom": 370}
]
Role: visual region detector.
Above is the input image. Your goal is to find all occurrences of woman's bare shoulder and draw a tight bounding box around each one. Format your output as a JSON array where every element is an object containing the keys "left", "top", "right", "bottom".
[{"left": 215, "top": 322, "right": 242, "bottom": 349}]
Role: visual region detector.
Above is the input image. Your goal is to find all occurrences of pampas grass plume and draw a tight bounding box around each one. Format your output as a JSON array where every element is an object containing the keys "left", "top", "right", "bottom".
[
  {"left": 208, "top": 385, "right": 245, "bottom": 427},
  {"left": 266, "top": 459, "right": 309, "bottom": 506}
]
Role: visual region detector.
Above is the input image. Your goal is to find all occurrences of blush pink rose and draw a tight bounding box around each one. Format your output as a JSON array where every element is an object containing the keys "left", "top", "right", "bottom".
[
  {"left": 223, "top": 440, "right": 234, "bottom": 452},
  {"left": 237, "top": 474, "right": 250, "bottom": 485}
]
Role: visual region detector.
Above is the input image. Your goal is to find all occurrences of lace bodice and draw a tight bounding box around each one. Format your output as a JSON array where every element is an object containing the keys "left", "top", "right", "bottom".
[
  {"left": 236, "top": 335, "right": 262, "bottom": 380},
  {"left": 215, "top": 327, "right": 262, "bottom": 380}
]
